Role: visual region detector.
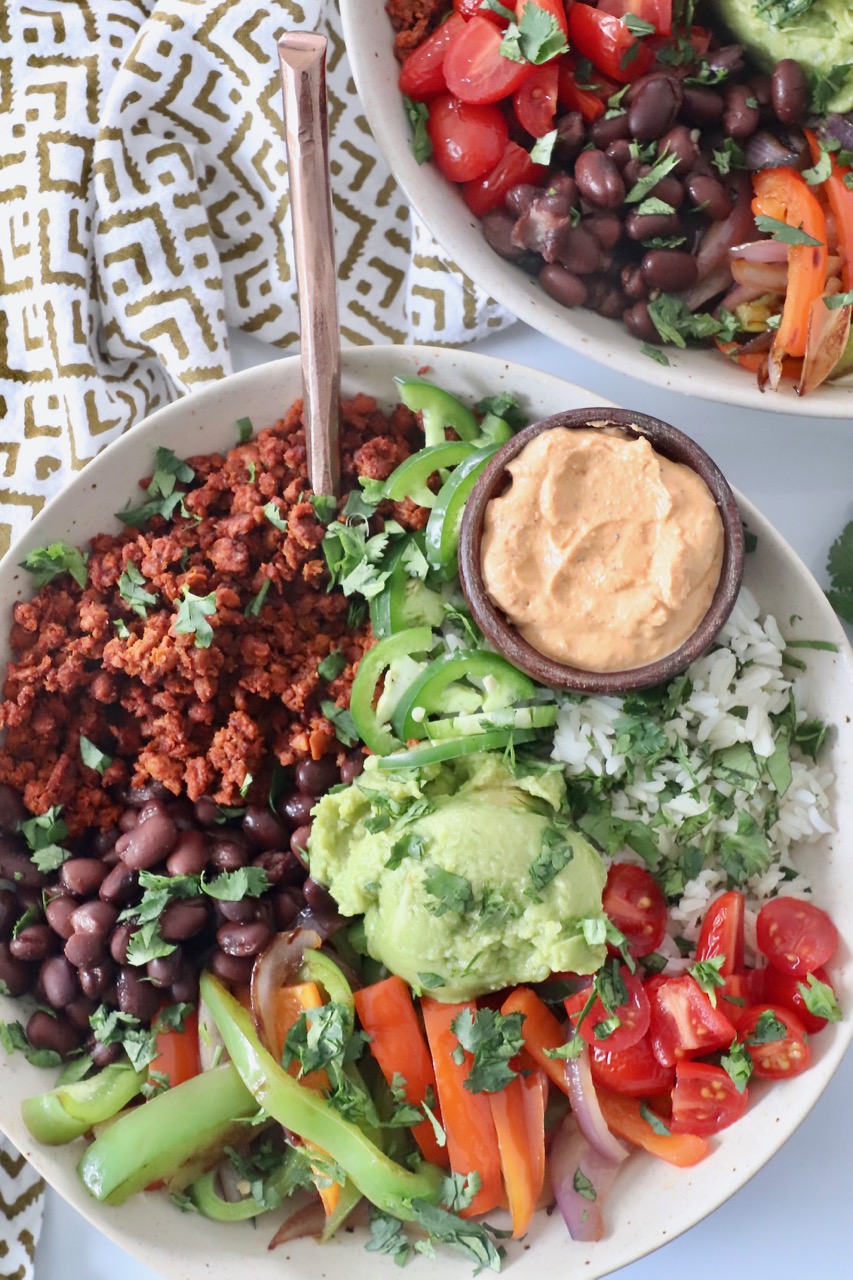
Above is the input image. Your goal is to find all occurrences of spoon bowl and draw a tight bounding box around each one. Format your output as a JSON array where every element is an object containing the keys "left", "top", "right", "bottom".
[{"left": 458, "top": 407, "right": 745, "bottom": 694}]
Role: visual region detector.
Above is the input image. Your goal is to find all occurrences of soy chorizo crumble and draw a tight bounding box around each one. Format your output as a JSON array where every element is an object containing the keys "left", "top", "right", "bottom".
[{"left": 0, "top": 395, "right": 421, "bottom": 833}]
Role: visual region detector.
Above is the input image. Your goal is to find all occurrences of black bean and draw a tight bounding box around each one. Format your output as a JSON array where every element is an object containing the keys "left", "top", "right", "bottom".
[
  {"left": 66, "top": 996, "right": 98, "bottom": 1030},
  {"left": 0, "top": 836, "right": 47, "bottom": 889},
  {"left": 253, "top": 848, "right": 304, "bottom": 886},
  {"left": 99, "top": 862, "right": 138, "bottom": 907},
  {"left": 539, "top": 263, "right": 588, "bottom": 309},
  {"left": 147, "top": 949, "right": 183, "bottom": 988},
  {"left": 137, "top": 801, "right": 167, "bottom": 827},
  {"left": 339, "top": 751, "right": 365, "bottom": 786},
  {"left": 590, "top": 113, "right": 630, "bottom": 149},
  {"left": 628, "top": 76, "right": 682, "bottom": 142},
  {"left": 116, "top": 965, "right": 161, "bottom": 1021},
  {"left": 505, "top": 183, "right": 540, "bottom": 217},
  {"left": 166, "top": 830, "right": 209, "bottom": 878},
  {"left": 624, "top": 210, "right": 682, "bottom": 241},
  {"left": 0, "top": 941, "right": 34, "bottom": 997},
  {"left": 211, "top": 838, "right": 248, "bottom": 872},
  {"left": 283, "top": 793, "right": 315, "bottom": 827},
  {"left": 723, "top": 83, "right": 761, "bottom": 139},
  {"left": 70, "top": 900, "right": 118, "bottom": 938},
  {"left": 167, "top": 798, "right": 196, "bottom": 830},
  {"left": 110, "top": 922, "right": 134, "bottom": 965},
  {"left": 194, "top": 797, "right": 222, "bottom": 828},
  {"left": 574, "top": 149, "right": 625, "bottom": 210},
  {"left": 79, "top": 961, "right": 114, "bottom": 1000},
  {"left": 641, "top": 249, "right": 699, "bottom": 293},
  {"left": 209, "top": 949, "right": 255, "bottom": 986},
  {"left": 303, "top": 878, "right": 346, "bottom": 934},
  {"left": 295, "top": 757, "right": 339, "bottom": 797},
  {"left": 59, "top": 858, "right": 109, "bottom": 898},
  {"left": 648, "top": 174, "right": 684, "bottom": 210},
  {"left": 605, "top": 138, "right": 632, "bottom": 170},
  {"left": 482, "top": 208, "right": 526, "bottom": 260},
  {"left": 121, "top": 782, "right": 170, "bottom": 809},
  {"left": 217, "top": 898, "right": 257, "bottom": 924},
  {"left": 273, "top": 888, "right": 303, "bottom": 931},
  {"left": 680, "top": 86, "right": 725, "bottom": 127},
  {"left": 620, "top": 262, "right": 648, "bottom": 300},
  {"left": 750, "top": 72, "right": 773, "bottom": 113},
  {"left": 65, "top": 931, "right": 107, "bottom": 969},
  {"left": 623, "top": 301, "right": 662, "bottom": 344},
  {"left": 0, "top": 888, "right": 17, "bottom": 939},
  {"left": 290, "top": 825, "right": 312, "bottom": 865},
  {"left": 243, "top": 806, "right": 290, "bottom": 852},
  {"left": 160, "top": 897, "right": 208, "bottom": 942},
  {"left": 557, "top": 226, "right": 602, "bottom": 275},
  {"left": 93, "top": 826, "right": 121, "bottom": 856},
  {"left": 116, "top": 811, "right": 178, "bottom": 870},
  {"left": 216, "top": 920, "right": 272, "bottom": 959},
  {"left": 40, "top": 955, "right": 79, "bottom": 1008},
  {"left": 91, "top": 1041, "right": 122, "bottom": 1069},
  {"left": 118, "top": 809, "right": 139, "bottom": 833},
  {"left": 0, "top": 785, "right": 26, "bottom": 834},
  {"left": 10, "top": 924, "right": 56, "bottom": 963},
  {"left": 659, "top": 125, "right": 699, "bottom": 176},
  {"left": 27, "top": 1010, "right": 81, "bottom": 1059},
  {"left": 586, "top": 278, "right": 626, "bottom": 320},
  {"left": 584, "top": 212, "right": 622, "bottom": 250},
  {"left": 552, "top": 111, "right": 585, "bottom": 164},
  {"left": 685, "top": 173, "right": 731, "bottom": 222},
  {"left": 771, "top": 58, "right": 808, "bottom": 126},
  {"left": 169, "top": 963, "right": 200, "bottom": 1005}
]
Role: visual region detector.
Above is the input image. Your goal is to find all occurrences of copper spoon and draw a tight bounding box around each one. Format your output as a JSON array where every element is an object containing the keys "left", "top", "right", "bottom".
[{"left": 278, "top": 32, "right": 340, "bottom": 497}]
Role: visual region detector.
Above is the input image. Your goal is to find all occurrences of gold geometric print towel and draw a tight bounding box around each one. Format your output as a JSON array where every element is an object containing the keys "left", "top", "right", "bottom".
[
  {"left": 0, "top": 0, "right": 512, "bottom": 559},
  {"left": 0, "top": 1139, "right": 43, "bottom": 1280}
]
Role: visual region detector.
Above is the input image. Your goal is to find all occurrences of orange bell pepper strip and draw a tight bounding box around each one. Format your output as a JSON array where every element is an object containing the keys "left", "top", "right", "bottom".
[
  {"left": 596, "top": 1087, "right": 709, "bottom": 1167},
  {"left": 752, "top": 167, "right": 827, "bottom": 377},
  {"left": 488, "top": 1057, "right": 546, "bottom": 1238},
  {"left": 353, "top": 976, "right": 449, "bottom": 1167},
  {"left": 805, "top": 127, "right": 853, "bottom": 291},
  {"left": 149, "top": 1009, "right": 201, "bottom": 1089},
  {"left": 420, "top": 998, "right": 503, "bottom": 1217},
  {"left": 501, "top": 987, "right": 572, "bottom": 1095}
]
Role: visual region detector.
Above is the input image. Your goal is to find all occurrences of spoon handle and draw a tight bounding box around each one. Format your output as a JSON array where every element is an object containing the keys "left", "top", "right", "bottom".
[{"left": 278, "top": 32, "right": 340, "bottom": 498}]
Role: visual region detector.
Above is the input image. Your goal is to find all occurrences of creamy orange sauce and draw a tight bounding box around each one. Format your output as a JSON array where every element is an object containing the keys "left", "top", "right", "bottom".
[{"left": 480, "top": 426, "right": 725, "bottom": 673}]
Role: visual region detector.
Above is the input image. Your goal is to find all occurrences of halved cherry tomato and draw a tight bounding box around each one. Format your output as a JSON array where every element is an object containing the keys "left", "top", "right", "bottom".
[
  {"left": 589, "top": 1030, "right": 675, "bottom": 1096},
  {"left": 427, "top": 93, "right": 510, "bottom": 182},
  {"left": 462, "top": 139, "right": 547, "bottom": 214},
  {"left": 399, "top": 13, "right": 466, "bottom": 102},
  {"left": 717, "top": 969, "right": 766, "bottom": 1031},
  {"left": 755, "top": 896, "right": 838, "bottom": 977},
  {"left": 763, "top": 964, "right": 835, "bottom": 1034},
  {"left": 444, "top": 15, "right": 535, "bottom": 104},
  {"left": 602, "top": 863, "right": 667, "bottom": 958},
  {"left": 565, "top": 965, "right": 650, "bottom": 1053},
  {"left": 695, "top": 890, "right": 745, "bottom": 977},
  {"left": 647, "top": 974, "right": 737, "bottom": 1067},
  {"left": 670, "top": 1061, "right": 748, "bottom": 1137},
  {"left": 738, "top": 1003, "right": 811, "bottom": 1079},
  {"left": 597, "top": 0, "right": 672, "bottom": 36},
  {"left": 567, "top": 4, "right": 655, "bottom": 83},
  {"left": 517, "top": 0, "right": 569, "bottom": 39},
  {"left": 454, "top": 0, "right": 513, "bottom": 23},
  {"left": 513, "top": 61, "right": 559, "bottom": 138}
]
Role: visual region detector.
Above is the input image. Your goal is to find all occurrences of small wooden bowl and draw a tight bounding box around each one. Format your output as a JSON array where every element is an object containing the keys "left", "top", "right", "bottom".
[{"left": 458, "top": 407, "right": 745, "bottom": 694}]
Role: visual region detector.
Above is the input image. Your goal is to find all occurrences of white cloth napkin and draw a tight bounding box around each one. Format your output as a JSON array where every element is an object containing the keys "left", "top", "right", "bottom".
[{"left": 0, "top": 1137, "right": 44, "bottom": 1280}]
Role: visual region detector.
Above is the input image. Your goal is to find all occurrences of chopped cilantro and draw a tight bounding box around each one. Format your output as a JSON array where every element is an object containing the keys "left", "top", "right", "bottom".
[
  {"left": 320, "top": 698, "right": 358, "bottom": 747},
  {"left": 647, "top": 293, "right": 739, "bottom": 348},
  {"left": 718, "top": 812, "right": 772, "bottom": 885},
  {"left": 745, "top": 1008, "right": 789, "bottom": 1045},
  {"left": 812, "top": 65, "right": 853, "bottom": 114},
  {"left": 79, "top": 735, "right": 112, "bottom": 776},
  {"left": 19, "top": 806, "right": 70, "bottom": 874},
  {"left": 688, "top": 955, "right": 727, "bottom": 1006},
  {"left": 797, "top": 973, "right": 843, "bottom": 1023},
  {"left": 263, "top": 501, "right": 288, "bottom": 532},
  {"left": 720, "top": 1038, "right": 753, "bottom": 1092},
  {"left": 639, "top": 1101, "right": 671, "bottom": 1134},
  {"left": 318, "top": 648, "right": 347, "bottom": 682},
  {"left": 711, "top": 139, "right": 747, "bottom": 175},
  {"left": 825, "top": 289, "right": 853, "bottom": 310},
  {"left": 641, "top": 342, "right": 670, "bottom": 365},
  {"left": 236, "top": 416, "right": 253, "bottom": 443},
  {"left": 827, "top": 519, "right": 853, "bottom": 621},
  {"left": 244, "top": 576, "right": 271, "bottom": 618},
  {"left": 441, "top": 1171, "right": 481, "bottom": 1213},
  {"left": 20, "top": 541, "right": 88, "bottom": 589},
  {"left": 309, "top": 493, "right": 338, "bottom": 525},
  {"left": 417, "top": 972, "right": 445, "bottom": 990},
  {"left": 572, "top": 1167, "right": 598, "bottom": 1201},
  {"left": 450, "top": 1008, "right": 524, "bottom": 1094},
  {"left": 113, "top": 618, "right": 130, "bottom": 639},
  {"left": 118, "top": 563, "right": 158, "bottom": 618},
  {"left": 116, "top": 447, "right": 195, "bottom": 527},
  {"left": 802, "top": 147, "right": 833, "bottom": 187},
  {"left": 89, "top": 1005, "right": 160, "bottom": 1072},
  {"left": 424, "top": 865, "right": 474, "bottom": 917},
  {"left": 201, "top": 867, "right": 270, "bottom": 901},
  {"left": 500, "top": 2, "right": 568, "bottom": 64},
  {"left": 367, "top": 1209, "right": 411, "bottom": 1265},
  {"left": 530, "top": 128, "right": 558, "bottom": 165},
  {"left": 405, "top": 1199, "right": 505, "bottom": 1272},
  {"left": 755, "top": 0, "right": 816, "bottom": 28},
  {"left": 753, "top": 214, "right": 823, "bottom": 248},
  {"left": 174, "top": 585, "right": 217, "bottom": 647},
  {"left": 385, "top": 832, "right": 427, "bottom": 870},
  {"left": 403, "top": 95, "right": 432, "bottom": 165},
  {"left": 323, "top": 518, "right": 396, "bottom": 600},
  {"left": 529, "top": 823, "right": 575, "bottom": 893},
  {"left": 125, "top": 919, "right": 177, "bottom": 965},
  {"left": 475, "top": 392, "right": 527, "bottom": 432},
  {"left": 624, "top": 150, "right": 681, "bottom": 204}
]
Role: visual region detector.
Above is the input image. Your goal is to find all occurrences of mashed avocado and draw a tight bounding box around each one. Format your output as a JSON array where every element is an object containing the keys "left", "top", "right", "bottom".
[
  {"left": 308, "top": 753, "right": 607, "bottom": 1002},
  {"left": 708, "top": 0, "right": 853, "bottom": 112}
]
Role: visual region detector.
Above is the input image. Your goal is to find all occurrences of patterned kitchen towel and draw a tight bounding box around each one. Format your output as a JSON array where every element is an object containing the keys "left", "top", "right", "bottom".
[
  {"left": 0, "top": 1137, "right": 43, "bottom": 1280},
  {"left": 0, "top": 0, "right": 512, "bottom": 558}
]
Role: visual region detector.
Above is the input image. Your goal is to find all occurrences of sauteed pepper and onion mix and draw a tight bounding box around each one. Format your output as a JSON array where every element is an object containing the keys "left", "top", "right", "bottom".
[
  {"left": 0, "top": 379, "right": 843, "bottom": 1267},
  {"left": 388, "top": 0, "right": 853, "bottom": 394}
]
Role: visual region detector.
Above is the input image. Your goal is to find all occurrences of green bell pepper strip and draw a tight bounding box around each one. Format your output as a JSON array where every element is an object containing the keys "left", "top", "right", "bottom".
[
  {"left": 22, "top": 1064, "right": 147, "bottom": 1147},
  {"left": 349, "top": 625, "right": 434, "bottom": 755},
  {"left": 424, "top": 444, "right": 500, "bottom": 571},
  {"left": 394, "top": 377, "right": 480, "bottom": 446},
  {"left": 188, "top": 1145, "right": 310, "bottom": 1222},
  {"left": 382, "top": 442, "right": 475, "bottom": 508},
  {"left": 199, "top": 973, "right": 443, "bottom": 1220},
  {"left": 320, "top": 1177, "right": 364, "bottom": 1241},
  {"left": 77, "top": 1063, "right": 259, "bottom": 1205},
  {"left": 424, "top": 704, "right": 558, "bottom": 740},
  {"left": 376, "top": 728, "right": 539, "bottom": 771},
  {"left": 390, "top": 650, "right": 536, "bottom": 742},
  {"left": 300, "top": 950, "right": 355, "bottom": 1017}
]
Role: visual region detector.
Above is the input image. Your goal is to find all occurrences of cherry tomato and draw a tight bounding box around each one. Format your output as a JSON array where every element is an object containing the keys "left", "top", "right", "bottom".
[
  {"left": 513, "top": 61, "right": 559, "bottom": 137},
  {"left": 763, "top": 964, "right": 836, "bottom": 1034},
  {"left": 462, "top": 139, "right": 547, "bottom": 214},
  {"left": 567, "top": 4, "right": 654, "bottom": 84},
  {"left": 738, "top": 1003, "right": 811, "bottom": 1079},
  {"left": 444, "top": 15, "right": 535, "bottom": 104},
  {"left": 596, "top": 0, "right": 672, "bottom": 36},
  {"left": 398, "top": 14, "right": 466, "bottom": 101},
  {"left": 453, "top": 0, "right": 513, "bottom": 22},
  {"left": 755, "top": 896, "right": 838, "bottom": 977},
  {"left": 556, "top": 57, "right": 620, "bottom": 121},
  {"left": 565, "top": 965, "right": 650, "bottom": 1053},
  {"left": 602, "top": 863, "right": 667, "bottom": 958},
  {"left": 427, "top": 93, "right": 510, "bottom": 182},
  {"left": 647, "top": 974, "right": 737, "bottom": 1067},
  {"left": 590, "top": 1031, "right": 675, "bottom": 1095},
  {"left": 695, "top": 890, "right": 745, "bottom": 977},
  {"left": 670, "top": 1061, "right": 748, "bottom": 1137},
  {"left": 717, "top": 969, "right": 766, "bottom": 1031},
  {"left": 517, "top": 0, "right": 569, "bottom": 38}
]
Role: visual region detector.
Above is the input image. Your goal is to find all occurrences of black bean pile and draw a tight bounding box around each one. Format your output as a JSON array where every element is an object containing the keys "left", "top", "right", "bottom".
[
  {"left": 0, "top": 754, "right": 363, "bottom": 1060},
  {"left": 480, "top": 54, "right": 812, "bottom": 341}
]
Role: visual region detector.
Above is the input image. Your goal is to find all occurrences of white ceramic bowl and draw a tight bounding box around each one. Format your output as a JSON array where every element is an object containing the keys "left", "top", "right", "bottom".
[
  {"left": 340, "top": 2, "right": 853, "bottom": 418},
  {"left": 1, "top": 347, "right": 852, "bottom": 1280}
]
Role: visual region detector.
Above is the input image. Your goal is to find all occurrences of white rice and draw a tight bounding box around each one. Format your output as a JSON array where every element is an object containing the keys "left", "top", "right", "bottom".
[{"left": 550, "top": 586, "right": 834, "bottom": 968}]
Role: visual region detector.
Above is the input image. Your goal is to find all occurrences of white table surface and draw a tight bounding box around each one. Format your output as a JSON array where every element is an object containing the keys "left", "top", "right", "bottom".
[{"left": 35, "top": 321, "right": 853, "bottom": 1280}]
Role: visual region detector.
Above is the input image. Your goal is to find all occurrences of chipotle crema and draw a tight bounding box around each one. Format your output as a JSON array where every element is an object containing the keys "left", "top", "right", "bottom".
[{"left": 480, "top": 426, "right": 724, "bottom": 673}]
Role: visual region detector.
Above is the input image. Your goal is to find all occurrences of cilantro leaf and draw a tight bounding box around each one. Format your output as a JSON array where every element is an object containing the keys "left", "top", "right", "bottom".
[
  {"left": 19, "top": 806, "right": 70, "bottom": 873},
  {"left": 451, "top": 1008, "right": 525, "bottom": 1094},
  {"left": 417, "top": 971, "right": 445, "bottom": 990},
  {"left": 754, "top": 214, "right": 823, "bottom": 247},
  {"left": 624, "top": 13, "right": 656, "bottom": 35},
  {"left": 125, "top": 919, "right": 177, "bottom": 966},
  {"left": 367, "top": 1209, "right": 411, "bottom": 1265},
  {"left": 639, "top": 1101, "right": 671, "bottom": 1134},
  {"left": 90, "top": 1005, "right": 160, "bottom": 1072},
  {"left": 826, "top": 519, "right": 853, "bottom": 621},
  {"left": 625, "top": 150, "right": 681, "bottom": 204},
  {"left": 573, "top": 1167, "right": 598, "bottom": 1200},
  {"left": 404, "top": 95, "right": 432, "bottom": 165},
  {"left": 811, "top": 65, "right": 853, "bottom": 114},
  {"left": 0, "top": 1020, "right": 29, "bottom": 1056},
  {"left": 318, "top": 649, "right": 347, "bottom": 682},
  {"left": 80, "top": 735, "right": 112, "bottom": 776},
  {"left": 476, "top": 392, "right": 527, "bottom": 432},
  {"left": 263, "top": 501, "right": 288, "bottom": 532},
  {"left": 745, "top": 1008, "right": 789, "bottom": 1045},
  {"left": 309, "top": 494, "right": 338, "bottom": 525},
  {"left": 755, "top": 0, "right": 816, "bottom": 28},
  {"left": 712, "top": 139, "right": 747, "bottom": 175},
  {"left": 720, "top": 1038, "right": 753, "bottom": 1093},
  {"left": 406, "top": 1199, "right": 506, "bottom": 1272},
  {"left": 530, "top": 128, "right": 558, "bottom": 165},
  {"left": 118, "top": 563, "right": 158, "bottom": 618},
  {"left": 500, "top": 2, "right": 568, "bottom": 64},
  {"left": 320, "top": 699, "right": 358, "bottom": 747},
  {"left": 441, "top": 1171, "right": 481, "bottom": 1212},
  {"left": 236, "top": 416, "right": 253, "bottom": 442},
  {"left": 688, "top": 955, "right": 727, "bottom": 1006},
  {"left": 323, "top": 519, "right": 395, "bottom": 600},
  {"left": 174, "top": 585, "right": 217, "bottom": 648},
  {"left": 20, "top": 541, "right": 88, "bottom": 589},
  {"left": 718, "top": 812, "right": 772, "bottom": 885},
  {"left": 424, "top": 865, "right": 474, "bottom": 917},
  {"left": 385, "top": 831, "right": 427, "bottom": 870},
  {"left": 201, "top": 867, "right": 270, "bottom": 901},
  {"left": 825, "top": 289, "right": 853, "bottom": 310},
  {"left": 244, "top": 577, "right": 271, "bottom": 618},
  {"left": 802, "top": 147, "right": 833, "bottom": 187},
  {"left": 529, "top": 822, "right": 575, "bottom": 893},
  {"left": 647, "top": 293, "right": 739, "bottom": 349},
  {"left": 640, "top": 342, "right": 670, "bottom": 365},
  {"left": 797, "top": 973, "right": 843, "bottom": 1023},
  {"left": 116, "top": 447, "right": 195, "bottom": 527}
]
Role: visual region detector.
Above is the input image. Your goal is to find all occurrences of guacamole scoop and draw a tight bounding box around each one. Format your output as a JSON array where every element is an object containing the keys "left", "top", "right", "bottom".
[
  {"left": 308, "top": 753, "right": 607, "bottom": 1002},
  {"left": 708, "top": 0, "right": 853, "bottom": 112}
]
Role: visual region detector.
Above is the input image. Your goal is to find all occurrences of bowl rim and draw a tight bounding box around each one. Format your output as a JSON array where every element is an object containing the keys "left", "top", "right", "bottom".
[{"left": 458, "top": 406, "right": 745, "bottom": 693}]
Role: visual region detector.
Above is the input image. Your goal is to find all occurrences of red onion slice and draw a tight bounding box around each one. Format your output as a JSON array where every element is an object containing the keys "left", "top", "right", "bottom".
[
  {"left": 267, "top": 1191, "right": 326, "bottom": 1248},
  {"left": 730, "top": 257, "right": 788, "bottom": 293},
  {"left": 250, "top": 927, "right": 322, "bottom": 1059},
  {"left": 730, "top": 239, "right": 789, "bottom": 264},
  {"left": 549, "top": 1112, "right": 625, "bottom": 1243},
  {"left": 695, "top": 172, "right": 757, "bottom": 280},
  {"left": 562, "top": 1039, "right": 630, "bottom": 1165},
  {"left": 681, "top": 263, "right": 732, "bottom": 312}
]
